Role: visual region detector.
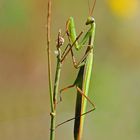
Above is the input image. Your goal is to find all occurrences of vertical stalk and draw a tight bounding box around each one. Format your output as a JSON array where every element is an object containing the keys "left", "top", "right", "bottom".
[
  {"left": 47, "top": 0, "right": 63, "bottom": 138},
  {"left": 46, "top": 0, "right": 55, "bottom": 140},
  {"left": 47, "top": 0, "right": 53, "bottom": 113}
]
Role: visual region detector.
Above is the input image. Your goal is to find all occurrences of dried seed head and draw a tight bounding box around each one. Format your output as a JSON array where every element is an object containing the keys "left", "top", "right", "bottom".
[{"left": 58, "top": 36, "right": 64, "bottom": 46}]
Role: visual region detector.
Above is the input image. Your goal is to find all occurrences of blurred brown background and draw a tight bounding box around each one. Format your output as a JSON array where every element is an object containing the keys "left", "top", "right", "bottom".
[{"left": 0, "top": 0, "right": 140, "bottom": 139}]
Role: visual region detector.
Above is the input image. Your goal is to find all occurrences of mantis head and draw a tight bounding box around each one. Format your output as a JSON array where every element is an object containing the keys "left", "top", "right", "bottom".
[
  {"left": 85, "top": 16, "right": 95, "bottom": 25},
  {"left": 86, "top": 0, "right": 96, "bottom": 25}
]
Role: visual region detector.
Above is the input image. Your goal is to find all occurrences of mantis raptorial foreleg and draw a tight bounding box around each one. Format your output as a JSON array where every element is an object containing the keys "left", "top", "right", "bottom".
[
  {"left": 60, "top": 32, "right": 83, "bottom": 62},
  {"left": 70, "top": 46, "right": 94, "bottom": 69}
]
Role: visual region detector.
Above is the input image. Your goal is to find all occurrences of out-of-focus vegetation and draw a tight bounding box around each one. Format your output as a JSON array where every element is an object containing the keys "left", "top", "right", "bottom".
[{"left": 0, "top": 0, "right": 140, "bottom": 140}]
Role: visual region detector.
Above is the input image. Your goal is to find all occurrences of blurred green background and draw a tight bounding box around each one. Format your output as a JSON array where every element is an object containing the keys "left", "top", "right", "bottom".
[{"left": 0, "top": 0, "right": 140, "bottom": 139}]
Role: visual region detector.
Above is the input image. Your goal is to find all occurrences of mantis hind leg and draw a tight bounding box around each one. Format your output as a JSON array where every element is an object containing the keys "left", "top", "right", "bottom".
[
  {"left": 76, "top": 86, "right": 96, "bottom": 109},
  {"left": 56, "top": 85, "right": 95, "bottom": 128}
]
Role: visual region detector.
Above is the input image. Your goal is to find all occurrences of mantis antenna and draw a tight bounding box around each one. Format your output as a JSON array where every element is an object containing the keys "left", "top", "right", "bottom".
[
  {"left": 90, "top": 0, "right": 96, "bottom": 16},
  {"left": 88, "top": 0, "right": 91, "bottom": 16}
]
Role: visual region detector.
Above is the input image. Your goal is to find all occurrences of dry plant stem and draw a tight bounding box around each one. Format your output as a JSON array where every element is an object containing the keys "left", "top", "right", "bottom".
[
  {"left": 46, "top": 0, "right": 55, "bottom": 140},
  {"left": 47, "top": 0, "right": 53, "bottom": 110}
]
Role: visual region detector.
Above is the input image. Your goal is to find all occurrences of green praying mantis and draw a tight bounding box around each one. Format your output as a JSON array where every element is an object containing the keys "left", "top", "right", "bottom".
[{"left": 55, "top": 0, "right": 97, "bottom": 139}]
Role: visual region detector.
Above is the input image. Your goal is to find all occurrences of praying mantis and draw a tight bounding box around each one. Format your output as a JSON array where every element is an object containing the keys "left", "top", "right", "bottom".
[
  {"left": 53, "top": 0, "right": 96, "bottom": 140},
  {"left": 56, "top": 0, "right": 97, "bottom": 140}
]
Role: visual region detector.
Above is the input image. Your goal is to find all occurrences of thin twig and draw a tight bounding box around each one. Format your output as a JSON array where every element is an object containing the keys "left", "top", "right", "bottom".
[
  {"left": 46, "top": 0, "right": 55, "bottom": 140},
  {"left": 47, "top": 0, "right": 53, "bottom": 111}
]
